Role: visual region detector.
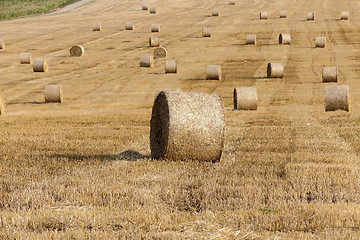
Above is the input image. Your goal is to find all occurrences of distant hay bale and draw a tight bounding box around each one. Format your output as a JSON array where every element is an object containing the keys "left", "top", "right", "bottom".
[
  {"left": 19, "top": 52, "right": 32, "bottom": 64},
  {"left": 307, "top": 12, "right": 315, "bottom": 20},
  {"left": 70, "top": 45, "right": 85, "bottom": 57},
  {"left": 280, "top": 10, "right": 287, "bottom": 18},
  {"left": 92, "top": 23, "right": 101, "bottom": 31},
  {"left": 153, "top": 47, "right": 167, "bottom": 58},
  {"left": 125, "top": 21, "right": 134, "bottom": 30},
  {"left": 140, "top": 55, "right": 153, "bottom": 67},
  {"left": 0, "top": 39, "right": 4, "bottom": 49},
  {"left": 233, "top": 87, "right": 258, "bottom": 110},
  {"left": 325, "top": 85, "right": 350, "bottom": 112},
  {"left": 202, "top": 27, "right": 211, "bottom": 37},
  {"left": 260, "top": 12, "right": 268, "bottom": 19},
  {"left": 315, "top": 37, "right": 326, "bottom": 48},
  {"left": 246, "top": 34, "right": 256, "bottom": 45},
  {"left": 149, "top": 37, "right": 160, "bottom": 47},
  {"left": 45, "top": 85, "right": 63, "bottom": 103},
  {"left": 150, "top": 90, "right": 225, "bottom": 161},
  {"left": 228, "top": 0, "right": 235, "bottom": 5},
  {"left": 207, "top": 65, "right": 221, "bottom": 80},
  {"left": 279, "top": 33, "right": 291, "bottom": 45},
  {"left": 150, "top": 6, "right": 157, "bottom": 14},
  {"left": 267, "top": 63, "right": 284, "bottom": 78},
  {"left": 142, "top": 3, "right": 148, "bottom": 10},
  {"left": 0, "top": 93, "right": 4, "bottom": 115},
  {"left": 341, "top": 11, "right": 349, "bottom": 20},
  {"left": 212, "top": 8, "right": 219, "bottom": 16},
  {"left": 322, "top": 67, "right": 337, "bottom": 82},
  {"left": 33, "top": 58, "right": 48, "bottom": 72},
  {"left": 165, "top": 60, "right": 177, "bottom": 73},
  {"left": 151, "top": 24, "right": 160, "bottom": 32}
]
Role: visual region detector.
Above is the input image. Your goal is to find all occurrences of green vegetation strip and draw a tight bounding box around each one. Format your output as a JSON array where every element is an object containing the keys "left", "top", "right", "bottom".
[{"left": 0, "top": 0, "right": 82, "bottom": 20}]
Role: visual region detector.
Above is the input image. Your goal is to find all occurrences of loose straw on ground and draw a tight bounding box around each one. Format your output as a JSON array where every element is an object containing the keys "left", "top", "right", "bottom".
[
  {"left": 45, "top": 85, "right": 63, "bottom": 103},
  {"left": 325, "top": 85, "right": 350, "bottom": 112},
  {"left": 234, "top": 87, "right": 258, "bottom": 110}
]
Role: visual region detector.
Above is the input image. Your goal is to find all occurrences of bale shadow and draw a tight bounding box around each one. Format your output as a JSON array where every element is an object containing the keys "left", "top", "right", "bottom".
[
  {"left": 45, "top": 150, "right": 150, "bottom": 161},
  {"left": 182, "top": 78, "right": 206, "bottom": 81},
  {"left": 116, "top": 150, "right": 150, "bottom": 161},
  {"left": 7, "top": 102, "right": 44, "bottom": 105}
]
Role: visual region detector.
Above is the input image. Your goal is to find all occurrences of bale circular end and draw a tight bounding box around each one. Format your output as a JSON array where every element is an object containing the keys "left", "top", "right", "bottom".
[
  {"left": 149, "top": 37, "right": 160, "bottom": 47},
  {"left": 207, "top": 65, "right": 221, "bottom": 80},
  {"left": 0, "top": 40, "right": 4, "bottom": 50},
  {"left": 267, "top": 63, "right": 284, "bottom": 78},
  {"left": 45, "top": 85, "right": 63, "bottom": 103},
  {"left": 150, "top": 90, "right": 225, "bottom": 161},
  {"left": 33, "top": 58, "right": 48, "bottom": 72},
  {"left": 260, "top": 12, "right": 268, "bottom": 19},
  {"left": 325, "top": 85, "right": 350, "bottom": 112},
  {"left": 151, "top": 24, "right": 160, "bottom": 32},
  {"left": 149, "top": 6, "right": 157, "bottom": 14},
  {"left": 153, "top": 47, "right": 167, "bottom": 59},
  {"left": 315, "top": 37, "right": 326, "bottom": 48},
  {"left": 280, "top": 10, "right": 287, "bottom": 18},
  {"left": 246, "top": 34, "right": 256, "bottom": 45},
  {"left": 70, "top": 45, "right": 85, "bottom": 57},
  {"left": 140, "top": 55, "right": 153, "bottom": 67},
  {"left": 307, "top": 12, "right": 315, "bottom": 20},
  {"left": 322, "top": 67, "right": 337, "bottom": 82},
  {"left": 125, "top": 21, "right": 134, "bottom": 30},
  {"left": 20, "top": 52, "right": 32, "bottom": 64},
  {"left": 212, "top": 8, "right": 219, "bottom": 16},
  {"left": 279, "top": 33, "right": 291, "bottom": 45},
  {"left": 228, "top": 0, "right": 235, "bottom": 5},
  {"left": 165, "top": 60, "right": 177, "bottom": 73},
  {"left": 234, "top": 87, "right": 258, "bottom": 110},
  {"left": 202, "top": 27, "right": 211, "bottom": 37},
  {"left": 340, "top": 11, "right": 349, "bottom": 20},
  {"left": 92, "top": 23, "right": 101, "bottom": 31}
]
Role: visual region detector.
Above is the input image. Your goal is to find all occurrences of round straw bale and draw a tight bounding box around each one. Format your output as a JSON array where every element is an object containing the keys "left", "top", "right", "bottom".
[
  {"left": 92, "top": 23, "right": 101, "bottom": 31},
  {"left": 150, "top": 6, "right": 157, "bottom": 14},
  {"left": 0, "top": 93, "right": 4, "bottom": 115},
  {"left": 325, "top": 85, "right": 350, "bottom": 112},
  {"left": 142, "top": 3, "right": 148, "bottom": 10},
  {"left": 140, "top": 55, "right": 153, "bottom": 67},
  {"left": 307, "top": 12, "right": 315, "bottom": 20},
  {"left": 234, "top": 87, "right": 258, "bottom": 110},
  {"left": 151, "top": 24, "right": 160, "bottom": 32},
  {"left": 70, "top": 45, "right": 85, "bottom": 57},
  {"left": 341, "top": 11, "right": 349, "bottom": 20},
  {"left": 150, "top": 90, "right": 225, "bottom": 161},
  {"left": 212, "top": 8, "right": 219, "bottom": 16},
  {"left": 202, "top": 27, "right": 211, "bottom": 37},
  {"left": 149, "top": 37, "right": 160, "bottom": 47},
  {"left": 279, "top": 33, "right": 291, "bottom": 45},
  {"left": 153, "top": 47, "right": 167, "bottom": 58},
  {"left": 267, "top": 63, "right": 284, "bottom": 78},
  {"left": 45, "top": 85, "right": 63, "bottom": 103},
  {"left": 207, "top": 65, "right": 221, "bottom": 80},
  {"left": 33, "top": 58, "right": 48, "bottom": 72},
  {"left": 228, "top": 0, "right": 235, "bottom": 5},
  {"left": 322, "top": 67, "right": 337, "bottom": 82},
  {"left": 280, "top": 10, "right": 287, "bottom": 18},
  {"left": 315, "top": 37, "right": 326, "bottom": 48},
  {"left": 125, "top": 21, "right": 134, "bottom": 30},
  {"left": 0, "top": 39, "right": 4, "bottom": 49},
  {"left": 165, "top": 60, "right": 177, "bottom": 73},
  {"left": 19, "top": 52, "right": 32, "bottom": 64},
  {"left": 246, "top": 34, "right": 256, "bottom": 45},
  {"left": 260, "top": 12, "right": 268, "bottom": 19}
]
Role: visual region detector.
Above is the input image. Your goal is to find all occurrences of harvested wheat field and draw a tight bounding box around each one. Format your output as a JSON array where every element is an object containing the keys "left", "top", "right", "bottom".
[{"left": 1, "top": 0, "right": 360, "bottom": 238}]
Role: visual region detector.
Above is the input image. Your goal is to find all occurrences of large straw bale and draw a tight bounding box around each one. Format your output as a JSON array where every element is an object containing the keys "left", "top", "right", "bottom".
[
  {"left": 307, "top": 12, "right": 315, "bottom": 20},
  {"left": 150, "top": 90, "right": 225, "bottom": 161},
  {"left": 279, "top": 33, "right": 291, "bottom": 44},
  {"left": 151, "top": 24, "right": 160, "bottom": 32},
  {"left": 280, "top": 10, "right": 287, "bottom": 18},
  {"left": 149, "top": 37, "right": 160, "bottom": 47},
  {"left": 325, "top": 85, "right": 350, "bottom": 112},
  {"left": 45, "top": 85, "right": 63, "bottom": 103},
  {"left": 315, "top": 37, "right": 326, "bottom": 48},
  {"left": 202, "top": 27, "right": 211, "bottom": 37},
  {"left": 165, "top": 60, "right": 177, "bottom": 73},
  {"left": 207, "top": 65, "right": 221, "bottom": 80},
  {"left": 212, "top": 8, "right": 219, "bottom": 16},
  {"left": 140, "top": 55, "right": 153, "bottom": 67},
  {"left": 33, "top": 58, "right": 48, "bottom": 72},
  {"left": 92, "top": 23, "right": 101, "bottom": 31},
  {"left": 0, "top": 39, "right": 4, "bottom": 49},
  {"left": 341, "top": 11, "right": 349, "bottom": 20},
  {"left": 20, "top": 52, "right": 32, "bottom": 64},
  {"left": 142, "top": 3, "right": 148, "bottom": 10},
  {"left": 228, "top": 0, "right": 235, "bottom": 5},
  {"left": 322, "top": 67, "right": 337, "bottom": 82},
  {"left": 70, "top": 45, "right": 85, "bottom": 57},
  {"left": 260, "top": 12, "right": 268, "bottom": 19},
  {"left": 234, "top": 87, "right": 258, "bottom": 110},
  {"left": 125, "top": 21, "right": 134, "bottom": 30},
  {"left": 153, "top": 47, "right": 167, "bottom": 58},
  {"left": 246, "top": 34, "right": 256, "bottom": 45},
  {"left": 150, "top": 6, "right": 157, "bottom": 14},
  {"left": 267, "top": 63, "right": 284, "bottom": 78}
]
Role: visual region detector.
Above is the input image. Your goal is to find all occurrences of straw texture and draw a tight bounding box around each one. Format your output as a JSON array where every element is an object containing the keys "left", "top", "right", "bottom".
[
  {"left": 246, "top": 34, "right": 256, "bottom": 45},
  {"left": 149, "top": 37, "right": 160, "bottom": 47},
  {"left": 280, "top": 10, "right": 287, "bottom": 18},
  {"left": 153, "top": 47, "right": 167, "bottom": 58},
  {"left": 140, "top": 55, "right": 153, "bottom": 67},
  {"left": 234, "top": 87, "right": 258, "bottom": 110},
  {"left": 267, "top": 63, "right": 284, "bottom": 78},
  {"left": 20, "top": 52, "right": 32, "bottom": 64},
  {"left": 315, "top": 37, "right": 326, "bottom": 48},
  {"left": 279, "top": 34, "right": 291, "bottom": 45},
  {"left": 150, "top": 90, "right": 225, "bottom": 162},
  {"left": 212, "top": 8, "right": 219, "bottom": 16},
  {"left": 307, "top": 12, "right": 315, "bottom": 20},
  {"left": 341, "top": 11, "right": 349, "bottom": 20},
  {"left": 33, "top": 58, "right": 48, "bottom": 72},
  {"left": 165, "top": 60, "right": 177, "bottom": 73},
  {"left": 207, "top": 65, "right": 221, "bottom": 80},
  {"left": 325, "top": 85, "right": 350, "bottom": 112},
  {"left": 260, "top": 12, "right": 268, "bottom": 19},
  {"left": 125, "top": 21, "right": 134, "bottom": 30},
  {"left": 0, "top": 40, "right": 4, "bottom": 49},
  {"left": 151, "top": 24, "right": 160, "bottom": 32},
  {"left": 70, "top": 45, "right": 85, "bottom": 57},
  {"left": 150, "top": 6, "right": 157, "bottom": 14},
  {"left": 45, "top": 85, "right": 63, "bottom": 103},
  {"left": 322, "top": 67, "right": 337, "bottom": 82},
  {"left": 92, "top": 23, "right": 101, "bottom": 31},
  {"left": 228, "top": 0, "right": 235, "bottom": 5},
  {"left": 202, "top": 27, "right": 211, "bottom": 37}
]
